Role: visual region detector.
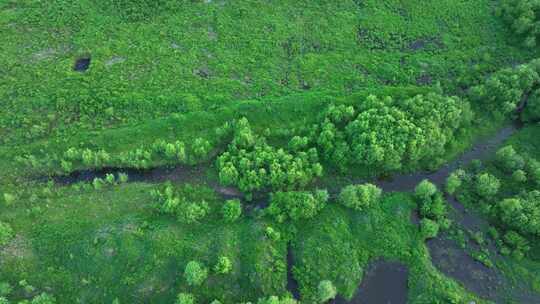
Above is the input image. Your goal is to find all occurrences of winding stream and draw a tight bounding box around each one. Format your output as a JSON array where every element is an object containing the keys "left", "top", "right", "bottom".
[{"left": 49, "top": 124, "right": 536, "bottom": 303}]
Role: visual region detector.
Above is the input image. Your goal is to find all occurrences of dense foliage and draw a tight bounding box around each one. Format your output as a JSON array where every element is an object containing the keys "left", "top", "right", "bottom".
[
  {"left": 414, "top": 180, "right": 449, "bottom": 233},
  {"left": 469, "top": 59, "right": 540, "bottom": 120},
  {"left": 312, "top": 93, "right": 472, "bottom": 172},
  {"left": 499, "top": 0, "right": 540, "bottom": 48},
  {"left": 217, "top": 119, "right": 323, "bottom": 196},
  {"left": 451, "top": 141, "right": 540, "bottom": 260},
  {"left": 266, "top": 190, "right": 329, "bottom": 222}
]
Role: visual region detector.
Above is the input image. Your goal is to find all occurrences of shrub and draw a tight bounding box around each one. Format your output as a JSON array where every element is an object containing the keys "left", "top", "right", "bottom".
[
  {"left": 184, "top": 261, "right": 208, "bottom": 286},
  {"left": 317, "top": 280, "right": 337, "bottom": 303},
  {"left": 265, "top": 226, "right": 281, "bottom": 241},
  {"left": 0, "top": 222, "right": 14, "bottom": 246},
  {"left": 222, "top": 199, "right": 242, "bottom": 222},
  {"left": 152, "top": 184, "right": 212, "bottom": 224},
  {"left": 3, "top": 193, "right": 16, "bottom": 206},
  {"left": 0, "top": 282, "right": 11, "bottom": 297},
  {"left": 338, "top": 184, "right": 382, "bottom": 211},
  {"left": 176, "top": 293, "right": 196, "bottom": 304},
  {"left": 214, "top": 256, "right": 232, "bottom": 274},
  {"left": 118, "top": 173, "right": 129, "bottom": 184},
  {"left": 177, "top": 202, "right": 210, "bottom": 224},
  {"left": 420, "top": 218, "right": 440, "bottom": 239},
  {"left": 502, "top": 231, "right": 530, "bottom": 260},
  {"left": 192, "top": 138, "right": 212, "bottom": 161}
]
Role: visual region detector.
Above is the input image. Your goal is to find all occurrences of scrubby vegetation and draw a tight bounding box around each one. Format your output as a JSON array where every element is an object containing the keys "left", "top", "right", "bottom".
[{"left": 1, "top": 0, "right": 540, "bottom": 303}]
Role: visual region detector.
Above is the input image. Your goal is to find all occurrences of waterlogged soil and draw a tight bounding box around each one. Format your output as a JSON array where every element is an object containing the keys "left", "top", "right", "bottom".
[
  {"left": 332, "top": 261, "right": 408, "bottom": 304},
  {"left": 428, "top": 236, "right": 503, "bottom": 300}
]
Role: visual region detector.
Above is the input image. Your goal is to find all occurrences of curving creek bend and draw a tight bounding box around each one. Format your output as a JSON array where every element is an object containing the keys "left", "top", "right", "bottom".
[{"left": 49, "top": 124, "right": 540, "bottom": 303}]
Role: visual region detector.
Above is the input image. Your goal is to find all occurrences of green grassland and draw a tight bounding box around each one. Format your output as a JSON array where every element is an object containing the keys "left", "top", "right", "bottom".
[
  {"left": 0, "top": 0, "right": 535, "bottom": 146},
  {"left": 1, "top": 0, "right": 540, "bottom": 303}
]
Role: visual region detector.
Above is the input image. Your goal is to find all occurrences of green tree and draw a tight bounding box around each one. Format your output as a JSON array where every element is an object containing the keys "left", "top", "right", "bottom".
[
  {"left": 176, "top": 293, "right": 195, "bottom": 304},
  {"left": 415, "top": 179, "right": 437, "bottom": 201},
  {"left": 420, "top": 218, "right": 440, "bottom": 239},
  {"left": 446, "top": 170, "right": 465, "bottom": 195},
  {"left": 184, "top": 261, "right": 208, "bottom": 286},
  {"left": 512, "top": 169, "right": 527, "bottom": 183},
  {"left": 338, "top": 184, "right": 382, "bottom": 211},
  {"left": 31, "top": 293, "right": 56, "bottom": 304},
  {"left": 222, "top": 199, "right": 242, "bottom": 222},
  {"left": 214, "top": 256, "right": 232, "bottom": 274},
  {"left": 496, "top": 146, "right": 525, "bottom": 172},
  {"left": 0, "top": 282, "right": 11, "bottom": 297},
  {"left": 317, "top": 280, "right": 337, "bottom": 303},
  {"left": 475, "top": 173, "right": 501, "bottom": 198}
]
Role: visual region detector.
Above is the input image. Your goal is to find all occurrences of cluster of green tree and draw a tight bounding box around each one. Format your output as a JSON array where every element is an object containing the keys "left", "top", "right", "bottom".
[
  {"left": 495, "top": 145, "right": 540, "bottom": 186},
  {"left": 16, "top": 136, "right": 214, "bottom": 174},
  {"left": 266, "top": 190, "right": 329, "bottom": 222},
  {"left": 0, "top": 281, "right": 55, "bottom": 304},
  {"left": 311, "top": 93, "right": 472, "bottom": 172},
  {"left": 174, "top": 293, "right": 297, "bottom": 304},
  {"left": 217, "top": 118, "right": 323, "bottom": 198},
  {"left": 338, "top": 183, "right": 382, "bottom": 211},
  {"left": 150, "top": 183, "right": 215, "bottom": 224},
  {"left": 498, "top": 0, "right": 540, "bottom": 48},
  {"left": 448, "top": 146, "right": 540, "bottom": 258},
  {"left": 498, "top": 191, "right": 540, "bottom": 238},
  {"left": 468, "top": 59, "right": 540, "bottom": 120},
  {"left": 415, "top": 180, "right": 450, "bottom": 239}
]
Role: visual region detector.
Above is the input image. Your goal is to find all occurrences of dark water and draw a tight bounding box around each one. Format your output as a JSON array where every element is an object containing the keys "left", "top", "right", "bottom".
[
  {"left": 332, "top": 261, "right": 409, "bottom": 304},
  {"left": 287, "top": 245, "right": 301, "bottom": 300},
  {"left": 52, "top": 165, "right": 245, "bottom": 201},
  {"left": 74, "top": 57, "right": 91, "bottom": 71},
  {"left": 54, "top": 165, "right": 203, "bottom": 185}
]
